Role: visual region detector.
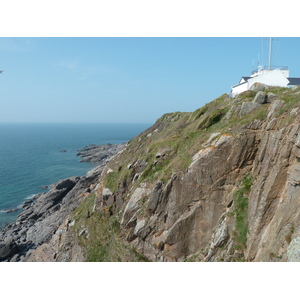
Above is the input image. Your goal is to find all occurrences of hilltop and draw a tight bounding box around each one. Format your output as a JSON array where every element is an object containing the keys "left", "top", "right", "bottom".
[{"left": 2, "top": 85, "right": 300, "bottom": 262}]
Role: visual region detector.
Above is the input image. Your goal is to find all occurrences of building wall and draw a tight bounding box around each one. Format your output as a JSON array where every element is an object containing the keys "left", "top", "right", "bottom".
[
  {"left": 231, "top": 81, "right": 248, "bottom": 96},
  {"left": 231, "top": 69, "right": 290, "bottom": 96},
  {"left": 247, "top": 69, "right": 289, "bottom": 89}
]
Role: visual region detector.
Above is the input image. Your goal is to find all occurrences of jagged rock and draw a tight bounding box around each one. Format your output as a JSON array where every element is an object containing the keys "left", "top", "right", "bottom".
[
  {"left": 133, "top": 159, "right": 147, "bottom": 173},
  {"left": 266, "top": 92, "right": 277, "bottom": 103},
  {"left": 134, "top": 219, "right": 147, "bottom": 235},
  {"left": 225, "top": 105, "right": 241, "bottom": 119},
  {"left": 22, "top": 199, "right": 33, "bottom": 208},
  {"left": 226, "top": 101, "right": 262, "bottom": 119},
  {"left": 147, "top": 182, "right": 163, "bottom": 214},
  {"left": 253, "top": 91, "right": 267, "bottom": 104},
  {"left": 206, "top": 216, "right": 229, "bottom": 261},
  {"left": 239, "top": 102, "right": 261, "bottom": 117},
  {"left": 77, "top": 143, "right": 125, "bottom": 164},
  {"left": 121, "top": 187, "right": 151, "bottom": 226},
  {"left": 0, "top": 238, "right": 18, "bottom": 261},
  {"left": 267, "top": 100, "right": 285, "bottom": 119}
]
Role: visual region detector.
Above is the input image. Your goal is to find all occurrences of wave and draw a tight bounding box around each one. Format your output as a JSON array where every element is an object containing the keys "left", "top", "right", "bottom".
[
  {"left": 0, "top": 194, "right": 38, "bottom": 214},
  {"left": 0, "top": 207, "right": 21, "bottom": 214},
  {"left": 25, "top": 194, "right": 38, "bottom": 200}
]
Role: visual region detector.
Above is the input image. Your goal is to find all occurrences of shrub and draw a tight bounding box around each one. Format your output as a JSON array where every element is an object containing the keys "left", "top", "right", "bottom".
[
  {"left": 191, "top": 106, "right": 209, "bottom": 121},
  {"left": 197, "top": 109, "right": 226, "bottom": 130}
]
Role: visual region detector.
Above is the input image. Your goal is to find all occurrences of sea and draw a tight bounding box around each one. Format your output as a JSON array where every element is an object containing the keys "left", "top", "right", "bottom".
[{"left": 0, "top": 123, "right": 150, "bottom": 229}]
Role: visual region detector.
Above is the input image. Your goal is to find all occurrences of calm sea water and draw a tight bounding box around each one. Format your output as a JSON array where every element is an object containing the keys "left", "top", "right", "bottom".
[{"left": 0, "top": 123, "right": 150, "bottom": 229}]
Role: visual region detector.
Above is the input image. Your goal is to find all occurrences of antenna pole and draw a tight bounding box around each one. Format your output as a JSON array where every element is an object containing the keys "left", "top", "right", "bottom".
[{"left": 268, "top": 37, "right": 273, "bottom": 70}]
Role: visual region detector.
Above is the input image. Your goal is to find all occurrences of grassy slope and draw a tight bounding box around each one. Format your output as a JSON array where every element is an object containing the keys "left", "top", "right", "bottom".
[
  {"left": 105, "top": 87, "right": 300, "bottom": 190},
  {"left": 71, "top": 193, "right": 148, "bottom": 261},
  {"left": 75, "top": 87, "right": 300, "bottom": 261}
]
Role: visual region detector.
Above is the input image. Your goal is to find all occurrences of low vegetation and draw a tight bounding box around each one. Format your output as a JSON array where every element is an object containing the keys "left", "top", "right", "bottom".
[
  {"left": 102, "top": 87, "right": 300, "bottom": 196},
  {"left": 71, "top": 193, "right": 147, "bottom": 261},
  {"left": 69, "top": 86, "right": 300, "bottom": 261},
  {"left": 232, "top": 175, "right": 254, "bottom": 250}
]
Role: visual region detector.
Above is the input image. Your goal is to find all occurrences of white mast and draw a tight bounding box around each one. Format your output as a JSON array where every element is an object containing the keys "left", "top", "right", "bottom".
[{"left": 268, "top": 37, "right": 273, "bottom": 70}]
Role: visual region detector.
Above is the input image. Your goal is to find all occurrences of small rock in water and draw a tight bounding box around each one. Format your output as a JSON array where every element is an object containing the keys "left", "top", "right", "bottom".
[{"left": 4, "top": 207, "right": 19, "bottom": 213}]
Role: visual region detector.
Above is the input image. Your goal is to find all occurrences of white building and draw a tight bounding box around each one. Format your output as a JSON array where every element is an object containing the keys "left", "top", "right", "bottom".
[
  {"left": 231, "top": 66, "right": 300, "bottom": 96},
  {"left": 231, "top": 38, "right": 300, "bottom": 96}
]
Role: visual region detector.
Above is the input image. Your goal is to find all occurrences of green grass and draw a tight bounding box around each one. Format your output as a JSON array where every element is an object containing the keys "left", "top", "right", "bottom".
[
  {"left": 238, "top": 90, "right": 257, "bottom": 100},
  {"left": 105, "top": 172, "right": 118, "bottom": 192},
  {"left": 268, "top": 87, "right": 300, "bottom": 117},
  {"left": 71, "top": 193, "right": 148, "bottom": 261},
  {"left": 232, "top": 175, "right": 254, "bottom": 249},
  {"left": 197, "top": 108, "right": 227, "bottom": 130},
  {"left": 102, "top": 87, "right": 300, "bottom": 210}
]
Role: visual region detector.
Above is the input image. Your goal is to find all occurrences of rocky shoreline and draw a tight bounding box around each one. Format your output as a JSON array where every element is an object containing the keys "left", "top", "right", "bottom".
[
  {"left": 76, "top": 143, "right": 125, "bottom": 164},
  {"left": 0, "top": 143, "right": 125, "bottom": 262}
]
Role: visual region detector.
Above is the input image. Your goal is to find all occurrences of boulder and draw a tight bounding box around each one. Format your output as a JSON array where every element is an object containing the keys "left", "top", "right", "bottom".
[
  {"left": 239, "top": 102, "right": 261, "bottom": 117},
  {"left": 249, "top": 82, "right": 270, "bottom": 92},
  {"left": 266, "top": 92, "right": 278, "bottom": 103},
  {"left": 253, "top": 91, "right": 266, "bottom": 104}
]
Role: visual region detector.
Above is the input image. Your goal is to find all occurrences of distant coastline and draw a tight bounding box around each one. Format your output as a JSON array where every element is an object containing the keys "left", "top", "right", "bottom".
[
  {"left": 0, "top": 122, "right": 150, "bottom": 229},
  {"left": 0, "top": 143, "right": 125, "bottom": 261}
]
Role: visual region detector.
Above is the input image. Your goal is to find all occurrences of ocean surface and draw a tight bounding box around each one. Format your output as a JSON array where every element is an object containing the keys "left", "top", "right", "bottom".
[{"left": 0, "top": 123, "right": 150, "bottom": 229}]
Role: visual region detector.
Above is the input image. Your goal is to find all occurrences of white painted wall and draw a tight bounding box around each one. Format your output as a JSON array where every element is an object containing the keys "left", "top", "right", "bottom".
[
  {"left": 231, "top": 69, "right": 290, "bottom": 96},
  {"left": 231, "top": 81, "right": 248, "bottom": 96},
  {"left": 247, "top": 69, "right": 289, "bottom": 89}
]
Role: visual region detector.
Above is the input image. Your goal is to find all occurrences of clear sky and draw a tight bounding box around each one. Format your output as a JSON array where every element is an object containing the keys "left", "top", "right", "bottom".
[{"left": 1, "top": 37, "right": 300, "bottom": 124}]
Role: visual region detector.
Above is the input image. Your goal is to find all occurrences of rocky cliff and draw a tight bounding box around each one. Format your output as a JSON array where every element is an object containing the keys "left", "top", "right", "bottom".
[{"left": 2, "top": 86, "right": 300, "bottom": 262}]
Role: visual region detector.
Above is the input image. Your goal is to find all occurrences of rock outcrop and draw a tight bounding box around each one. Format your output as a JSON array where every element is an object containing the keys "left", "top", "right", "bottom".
[
  {"left": 86, "top": 87, "right": 300, "bottom": 262},
  {"left": 3, "top": 87, "right": 300, "bottom": 262},
  {"left": 77, "top": 143, "right": 125, "bottom": 164}
]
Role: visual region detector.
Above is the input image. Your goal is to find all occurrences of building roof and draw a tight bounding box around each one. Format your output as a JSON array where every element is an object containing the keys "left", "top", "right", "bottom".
[
  {"left": 288, "top": 77, "right": 300, "bottom": 86},
  {"left": 238, "top": 76, "right": 251, "bottom": 84}
]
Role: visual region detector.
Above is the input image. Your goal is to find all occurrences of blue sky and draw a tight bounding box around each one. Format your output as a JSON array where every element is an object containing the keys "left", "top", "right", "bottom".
[{"left": 1, "top": 37, "right": 300, "bottom": 124}]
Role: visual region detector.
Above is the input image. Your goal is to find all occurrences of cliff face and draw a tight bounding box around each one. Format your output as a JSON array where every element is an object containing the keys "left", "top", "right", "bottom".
[
  {"left": 3, "top": 87, "right": 300, "bottom": 262},
  {"left": 95, "top": 87, "right": 300, "bottom": 262}
]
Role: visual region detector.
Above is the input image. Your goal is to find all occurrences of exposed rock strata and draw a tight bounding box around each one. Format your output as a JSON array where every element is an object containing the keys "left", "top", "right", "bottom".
[{"left": 89, "top": 91, "right": 300, "bottom": 262}]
